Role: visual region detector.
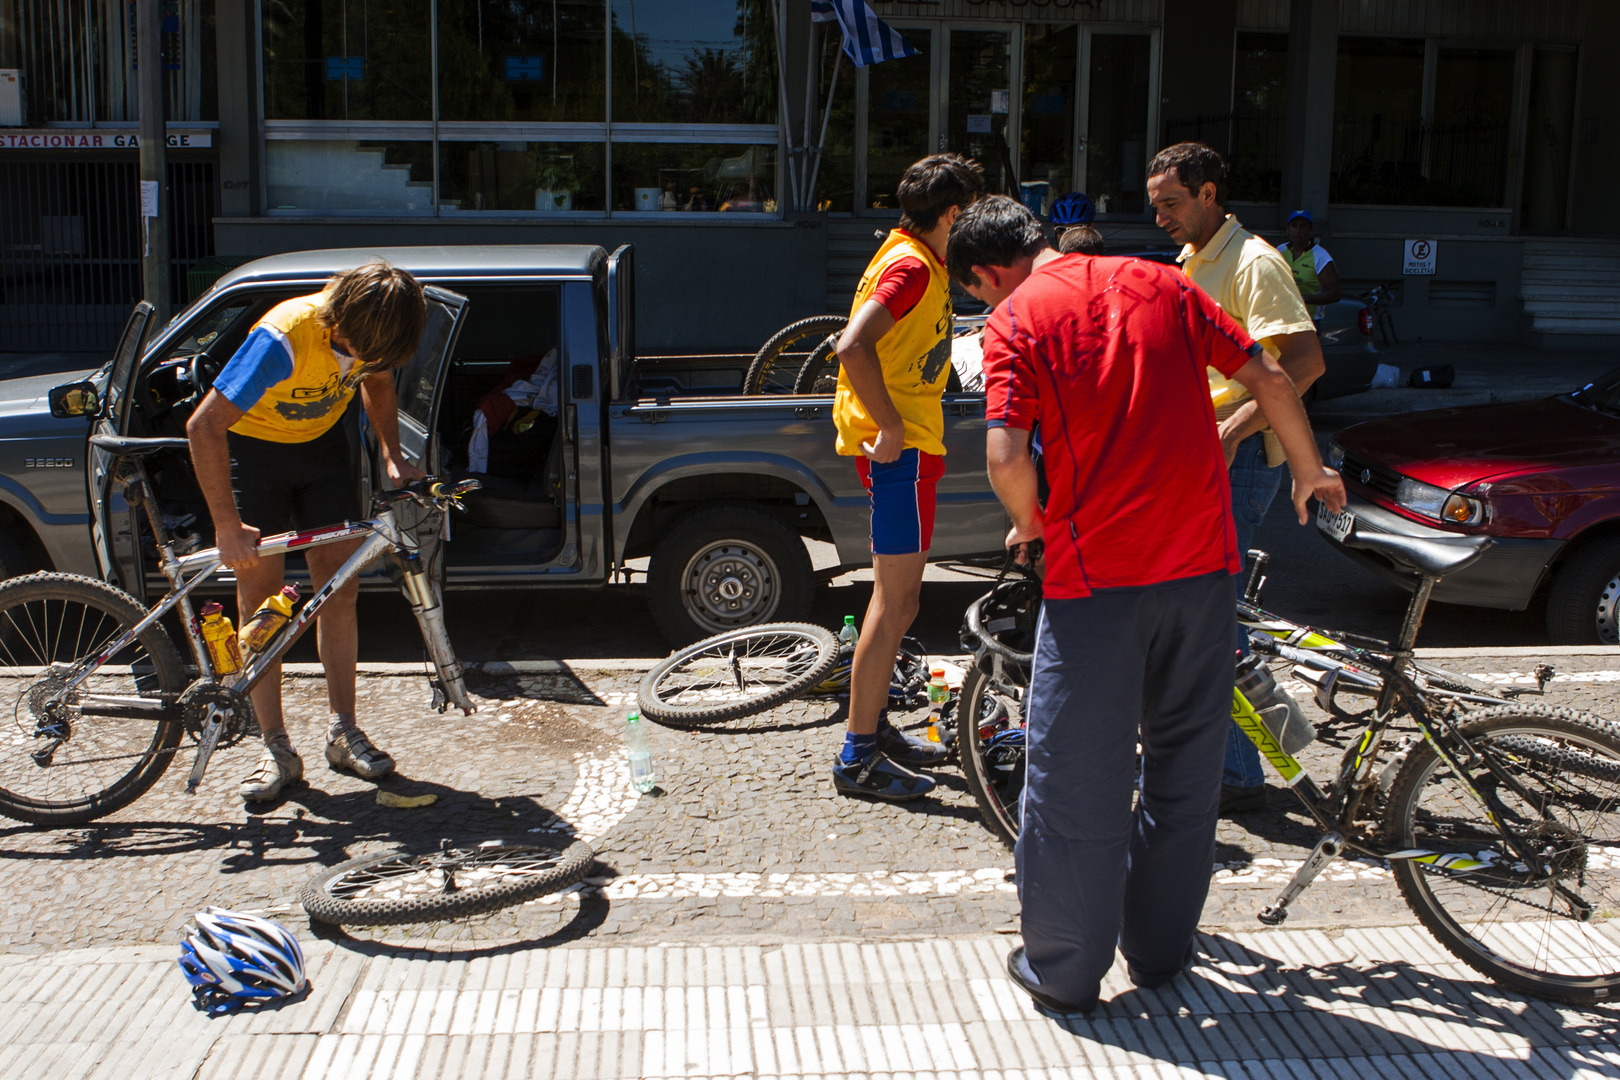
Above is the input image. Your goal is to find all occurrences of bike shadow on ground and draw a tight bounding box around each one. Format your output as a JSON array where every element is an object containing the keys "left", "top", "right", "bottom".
[{"left": 1036, "top": 931, "right": 1619, "bottom": 1074}]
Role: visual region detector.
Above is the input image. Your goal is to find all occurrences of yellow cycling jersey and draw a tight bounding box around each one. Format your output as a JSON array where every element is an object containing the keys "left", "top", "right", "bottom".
[
  {"left": 213, "top": 293, "right": 368, "bottom": 444},
  {"left": 833, "top": 229, "right": 953, "bottom": 458}
]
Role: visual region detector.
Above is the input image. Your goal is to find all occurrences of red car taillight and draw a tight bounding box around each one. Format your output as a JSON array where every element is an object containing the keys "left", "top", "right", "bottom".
[{"left": 1357, "top": 308, "right": 1373, "bottom": 335}]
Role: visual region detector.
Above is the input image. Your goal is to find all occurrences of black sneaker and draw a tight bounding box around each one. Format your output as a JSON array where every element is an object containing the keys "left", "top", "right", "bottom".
[
  {"left": 1219, "top": 783, "right": 1267, "bottom": 816},
  {"left": 876, "top": 718, "right": 948, "bottom": 767},
  {"left": 1006, "top": 946, "right": 1098, "bottom": 1015},
  {"left": 832, "top": 751, "right": 936, "bottom": 802}
]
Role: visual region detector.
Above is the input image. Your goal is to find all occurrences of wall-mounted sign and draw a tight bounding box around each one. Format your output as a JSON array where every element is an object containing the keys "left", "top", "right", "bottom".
[
  {"left": 1403, "top": 239, "right": 1436, "bottom": 275},
  {"left": 966, "top": 115, "right": 992, "bottom": 134},
  {"left": 0, "top": 130, "right": 213, "bottom": 150}
]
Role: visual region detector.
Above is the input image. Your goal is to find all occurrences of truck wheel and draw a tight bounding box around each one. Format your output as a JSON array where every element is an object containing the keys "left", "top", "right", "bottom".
[
  {"left": 0, "top": 531, "right": 29, "bottom": 582},
  {"left": 647, "top": 504, "right": 815, "bottom": 647},
  {"left": 1546, "top": 535, "right": 1620, "bottom": 645}
]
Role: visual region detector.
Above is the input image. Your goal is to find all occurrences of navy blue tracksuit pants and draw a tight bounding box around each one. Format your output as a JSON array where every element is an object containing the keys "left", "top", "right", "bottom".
[{"left": 1016, "top": 570, "right": 1234, "bottom": 1006}]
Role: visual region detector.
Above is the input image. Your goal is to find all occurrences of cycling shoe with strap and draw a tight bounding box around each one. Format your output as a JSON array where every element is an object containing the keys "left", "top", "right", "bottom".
[
  {"left": 832, "top": 751, "right": 936, "bottom": 802},
  {"left": 876, "top": 718, "right": 948, "bottom": 767}
]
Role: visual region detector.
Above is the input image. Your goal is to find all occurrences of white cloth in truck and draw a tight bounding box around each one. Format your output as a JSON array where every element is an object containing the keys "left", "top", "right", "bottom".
[{"left": 467, "top": 347, "right": 560, "bottom": 473}]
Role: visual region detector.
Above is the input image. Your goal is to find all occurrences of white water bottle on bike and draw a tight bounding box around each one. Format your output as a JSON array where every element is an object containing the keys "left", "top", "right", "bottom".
[
  {"left": 1235, "top": 653, "right": 1314, "bottom": 754},
  {"left": 625, "top": 712, "right": 655, "bottom": 793}
]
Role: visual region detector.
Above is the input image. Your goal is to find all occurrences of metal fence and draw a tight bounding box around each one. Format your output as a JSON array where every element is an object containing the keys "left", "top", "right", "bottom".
[
  {"left": 1161, "top": 112, "right": 1286, "bottom": 203},
  {"left": 0, "top": 160, "right": 216, "bottom": 352}
]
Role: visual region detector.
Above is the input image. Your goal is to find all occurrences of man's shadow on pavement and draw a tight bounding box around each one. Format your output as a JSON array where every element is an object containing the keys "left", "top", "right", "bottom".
[{"left": 1033, "top": 931, "right": 1619, "bottom": 1076}]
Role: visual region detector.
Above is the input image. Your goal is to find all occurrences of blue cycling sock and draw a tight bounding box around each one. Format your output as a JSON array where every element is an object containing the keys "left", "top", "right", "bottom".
[{"left": 839, "top": 731, "right": 878, "bottom": 766}]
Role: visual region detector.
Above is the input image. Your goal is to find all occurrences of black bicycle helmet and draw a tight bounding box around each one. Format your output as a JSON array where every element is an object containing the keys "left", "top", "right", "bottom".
[
  {"left": 961, "top": 576, "right": 1041, "bottom": 675},
  {"left": 1048, "top": 191, "right": 1094, "bottom": 225}
]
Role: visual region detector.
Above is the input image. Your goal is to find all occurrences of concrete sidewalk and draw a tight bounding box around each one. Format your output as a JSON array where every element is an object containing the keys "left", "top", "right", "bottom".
[{"left": 4, "top": 926, "right": 1617, "bottom": 1080}]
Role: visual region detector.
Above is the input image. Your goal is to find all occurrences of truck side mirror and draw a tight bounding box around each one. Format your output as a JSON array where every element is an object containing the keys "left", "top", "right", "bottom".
[{"left": 49, "top": 381, "right": 100, "bottom": 419}]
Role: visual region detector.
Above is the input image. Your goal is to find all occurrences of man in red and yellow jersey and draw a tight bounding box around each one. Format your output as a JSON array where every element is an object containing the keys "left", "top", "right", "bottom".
[
  {"left": 830, "top": 153, "right": 982, "bottom": 802},
  {"left": 187, "top": 262, "right": 427, "bottom": 801}
]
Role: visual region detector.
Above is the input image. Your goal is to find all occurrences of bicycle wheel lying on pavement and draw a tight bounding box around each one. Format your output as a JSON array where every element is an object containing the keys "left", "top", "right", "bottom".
[
  {"left": 639, "top": 622, "right": 839, "bottom": 726},
  {"left": 301, "top": 839, "right": 595, "bottom": 926}
]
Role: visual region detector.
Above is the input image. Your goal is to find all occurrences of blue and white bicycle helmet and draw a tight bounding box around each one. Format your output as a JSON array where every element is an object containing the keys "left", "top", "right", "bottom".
[
  {"left": 179, "top": 907, "right": 307, "bottom": 1014},
  {"left": 1048, "top": 191, "right": 1094, "bottom": 225}
]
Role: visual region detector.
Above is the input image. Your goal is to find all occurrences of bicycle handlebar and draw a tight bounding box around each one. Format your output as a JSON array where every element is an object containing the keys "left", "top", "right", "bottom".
[{"left": 375, "top": 477, "right": 483, "bottom": 510}]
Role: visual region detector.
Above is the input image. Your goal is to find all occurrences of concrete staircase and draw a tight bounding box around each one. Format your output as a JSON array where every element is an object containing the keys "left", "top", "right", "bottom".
[
  {"left": 265, "top": 141, "right": 445, "bottom": 213},
  {"left": 825, "top": 216, "right": 894, "bottom": 314},
  {"left": 1519, "top": 237, "right": 1620, "bottom": 337}
]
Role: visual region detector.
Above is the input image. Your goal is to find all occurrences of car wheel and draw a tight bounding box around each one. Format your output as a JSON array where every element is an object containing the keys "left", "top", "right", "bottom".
[
  {"left": 1546, "top": 534, "right": 1620, "bottom": 645},
  {"left": 646, "top": 504, "right": 815, "bottom": 647},
  {"left": 0, "top": 531, "right": 30, "bottom": 583}
]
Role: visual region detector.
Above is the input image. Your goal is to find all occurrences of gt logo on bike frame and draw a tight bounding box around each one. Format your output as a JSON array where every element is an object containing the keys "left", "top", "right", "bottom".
[{"left": 1231, "top": 688, "right": 1306, "bottom": 786}]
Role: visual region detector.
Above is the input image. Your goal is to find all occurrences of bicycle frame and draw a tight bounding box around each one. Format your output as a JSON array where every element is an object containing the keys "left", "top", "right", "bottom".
[{"left": 51, "top": 453, "right": 475, "bottom": 790}]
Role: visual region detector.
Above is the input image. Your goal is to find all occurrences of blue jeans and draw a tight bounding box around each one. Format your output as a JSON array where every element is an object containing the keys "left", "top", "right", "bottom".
[{"left": 1223, "top": 434, "right": 1282, "bottom": 788}]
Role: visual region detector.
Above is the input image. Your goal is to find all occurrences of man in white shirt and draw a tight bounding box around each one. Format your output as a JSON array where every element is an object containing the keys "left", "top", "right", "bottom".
[{"left": 1277, "top": 210, "right": 1342, "bottom": 318}]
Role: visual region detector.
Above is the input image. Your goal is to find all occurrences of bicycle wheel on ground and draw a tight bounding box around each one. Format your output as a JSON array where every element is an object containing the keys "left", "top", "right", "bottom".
[
  {"left": 0, "top": 573, "right": 186, "bottom": 826},
  {"left": 958, "top": 664, "right": 1027, "bottom": 850},
  {"left": 1383, "top": 705, "right": 1620, "bottom": 1004},
  {"left": 301, "top": 839, "right": 595, "bottom": 926},
  {"left": 744, "top": 315, "right": 847, "bottom": 394},
  {"left": 638, "top": 622, "right": 839, "bottom": 726}
]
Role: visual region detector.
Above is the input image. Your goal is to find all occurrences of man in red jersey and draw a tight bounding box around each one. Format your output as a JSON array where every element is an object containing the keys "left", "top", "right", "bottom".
[{"left": 947, "top": 196, "right": 1344, "bottom": 1013}]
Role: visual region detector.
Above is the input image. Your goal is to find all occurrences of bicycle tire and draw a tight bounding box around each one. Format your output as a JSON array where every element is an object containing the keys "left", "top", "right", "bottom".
[
  {"left": 958, "top": 664, "right": 1024, "bottom": 850},
  {"left": 301, "top": 839, "right": 595, "bottom": 926},
  {"left": 0, "top": 573, "right": 186, "bottom": 825},
  {"left": 792, "top": 333, "right": 842, "bottom": 395},
  {"left": 744, "top": 315, "right": 847, "bottom": 394},
  {"left": 1383, "top": 704, "right": 1620, "bottom": 1004},
  {"left": 638, "top": 622, "right": 839, "bottom": 726}
]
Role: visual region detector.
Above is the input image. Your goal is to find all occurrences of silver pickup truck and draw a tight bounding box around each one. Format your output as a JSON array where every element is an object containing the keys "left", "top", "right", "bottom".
[{"left": 12, "top": 244, "right": 1006, "bottom": 644}]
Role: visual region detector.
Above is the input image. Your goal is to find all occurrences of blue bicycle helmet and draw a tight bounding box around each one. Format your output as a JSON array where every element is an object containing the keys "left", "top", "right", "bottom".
[
  {"left": 179, "top": 907, "right": 307, "bottom": 1014},
  {"left": 1048, "top": 191, "right": 1094, "bottom": 225}
]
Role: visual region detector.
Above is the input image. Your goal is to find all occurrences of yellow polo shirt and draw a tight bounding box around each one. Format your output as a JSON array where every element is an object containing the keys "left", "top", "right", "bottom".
[{"left": 1180, "top": 215, "right": 1315, "bottom": 463}]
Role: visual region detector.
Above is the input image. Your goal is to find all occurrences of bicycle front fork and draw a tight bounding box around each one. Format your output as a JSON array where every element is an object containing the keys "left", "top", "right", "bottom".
[{"left": 393, "top": 552, "right": 476, "bottom": 716}]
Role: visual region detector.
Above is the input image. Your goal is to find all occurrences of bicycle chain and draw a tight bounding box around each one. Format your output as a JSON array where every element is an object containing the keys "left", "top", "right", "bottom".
[{"left": 1415, "top": 865, "right": 1580, "bottom": 919}]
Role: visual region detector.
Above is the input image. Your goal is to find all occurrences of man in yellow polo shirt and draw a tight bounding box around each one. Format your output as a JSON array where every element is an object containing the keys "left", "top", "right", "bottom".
[
  {"left": 187, "top": 262, "right": 427, "bottom": 801},
  {"left": 831, "top": 152, "right": 982, "bottom": 801},
  {"left": 1146, "top": 143, "right": 1323, "bottom": 815}
]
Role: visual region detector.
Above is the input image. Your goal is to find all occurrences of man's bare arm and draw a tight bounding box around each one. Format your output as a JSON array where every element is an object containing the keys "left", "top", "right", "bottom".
[
  {"left": 1217, "top": 329, "right": 1325, "bottom": 458},
  {"left": 1302, "top": 261, "right": 1342, "bottom": 306},
  {"left": 185, "top": 390, "right": 260, "bottom": 570},
  {"left": 1228, "top": 354, "right": 1345, "bottom": 523},
  {"left": 835, "top": 299, "right": 904, "bottom": 463},
  {"left": 360, "top": 373, "right": 425, "bottom": 485},
  {"left": 986, "top": 426, "right": 1043, "bottom": 552}
]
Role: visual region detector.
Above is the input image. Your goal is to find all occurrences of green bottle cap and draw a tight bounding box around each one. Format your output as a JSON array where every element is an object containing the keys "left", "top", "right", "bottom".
[
  {"left": 627, "top": 711, "right": 640, "bottom": 723},
  {"left": 844, "top": 615, "right": 855, "bottom": 626}
]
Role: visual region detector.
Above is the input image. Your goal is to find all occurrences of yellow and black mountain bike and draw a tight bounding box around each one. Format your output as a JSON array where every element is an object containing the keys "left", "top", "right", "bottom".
[{"left": 960, "top": 533, "right": 1620, "bottom": 1005}]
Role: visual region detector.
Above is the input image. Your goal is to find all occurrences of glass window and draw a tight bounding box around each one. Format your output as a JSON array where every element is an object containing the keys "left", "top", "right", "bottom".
[
  {"left": 810, "top": 27, "right": 856, "bottom": 213},
  {"left": 612, "top": 143, "right": 776, "bottom": 213},
  {"left": 266, "top": 140, "right": 436, "bottom": 212},
  {"left": 1521, "top": 49, "right": 1579, "bottom": 231},
  {"left": 1428, "top": 49, "right": 1515, "bottom": 207},
  {"left": 948, "top": 30, "right": 1014, "bottom": 196},
  {"left": 1021, "top": 25, "right": 1077, "bottom": 216},
  {"left": 1085, "top": 34, "right": 1152, "bottom": 216},
  {"left": 439, "top": 141, "right": 606, "bottom": 212},
  {"left": 866, "top": 32, "right": 931, "bottom": 211},
  {"left": 436, "top": 0, "right": 606, "bottom": 122},
  {"left": 263, "top": 0, "right": 433, "bottom": 120},
  {"left": 610, "top": 1, "right": 777, "bottom": 124},
  {"left": 1330, "top": 37, "right": 1425, "bottom": 204},
  {"left": 1229, "top": 32, "right": 1287, "bottom": 203}
]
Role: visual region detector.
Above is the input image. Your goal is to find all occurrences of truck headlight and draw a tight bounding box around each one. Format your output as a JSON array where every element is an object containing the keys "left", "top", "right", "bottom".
[{"left": 1395, "top": 477, "right": 1484, "bottom": 525}]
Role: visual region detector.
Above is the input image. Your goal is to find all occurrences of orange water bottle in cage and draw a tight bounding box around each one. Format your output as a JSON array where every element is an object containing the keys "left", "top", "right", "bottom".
[
  {"left": 239, "top": 584, "right": 299, "bottom": 657},
  {"left": 198, "top": 602, "right": 243, "bottom": 676}
]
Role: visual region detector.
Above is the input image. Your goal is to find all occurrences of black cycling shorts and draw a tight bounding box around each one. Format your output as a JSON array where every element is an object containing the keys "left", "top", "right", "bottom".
[{"left": 228, "top": 422, "right": 361, "bottom": 536}]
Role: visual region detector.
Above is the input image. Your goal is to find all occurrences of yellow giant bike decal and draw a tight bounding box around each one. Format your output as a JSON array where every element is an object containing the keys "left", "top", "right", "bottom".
[{"left": 1231, "top": 688, "right": 1306, "bottom": 787}]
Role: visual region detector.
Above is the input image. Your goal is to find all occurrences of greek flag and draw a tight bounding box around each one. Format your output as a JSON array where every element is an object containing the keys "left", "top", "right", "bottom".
[{"left": 810, "top": 0, "right": 919, "bottom": 67}]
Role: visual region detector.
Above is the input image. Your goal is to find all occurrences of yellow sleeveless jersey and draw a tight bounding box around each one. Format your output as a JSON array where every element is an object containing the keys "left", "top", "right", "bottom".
[
  {"left": 214, "top": 293, "right": 369, "bottom": 444},
  {"left": 832, "top": 230, "right": 953, "bottom": 457}
]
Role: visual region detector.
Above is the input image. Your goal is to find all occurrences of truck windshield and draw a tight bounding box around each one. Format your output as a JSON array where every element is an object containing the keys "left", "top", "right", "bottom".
[{"left": 1570, "top": 367, "right": 1620, "bottom": 414}]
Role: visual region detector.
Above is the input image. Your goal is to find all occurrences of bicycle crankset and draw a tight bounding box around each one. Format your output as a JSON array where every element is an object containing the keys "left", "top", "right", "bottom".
[{"left": 179, "top": 682, "right": 258, "bottom": 749}]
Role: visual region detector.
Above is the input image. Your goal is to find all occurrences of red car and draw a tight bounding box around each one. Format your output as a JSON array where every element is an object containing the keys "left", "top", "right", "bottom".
[{"left": 1317, "top": 365, "right": 1620, "bottom": 644}]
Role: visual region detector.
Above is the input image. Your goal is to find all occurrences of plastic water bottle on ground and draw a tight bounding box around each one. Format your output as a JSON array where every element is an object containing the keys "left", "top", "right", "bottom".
[
  {"left": 838, "top": 615, "right": 860, "bottom": 646},
  {"left": 625, "top": 711, "right": 655, "bottom": 793}
]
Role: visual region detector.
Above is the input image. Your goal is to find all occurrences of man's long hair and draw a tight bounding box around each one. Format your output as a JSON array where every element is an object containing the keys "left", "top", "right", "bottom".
[{"left": 318, "top": 261, "right": 427, "bottom": 374}]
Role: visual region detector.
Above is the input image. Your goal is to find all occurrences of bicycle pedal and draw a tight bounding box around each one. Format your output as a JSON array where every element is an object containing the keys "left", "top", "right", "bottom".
[{"left": 1257, "top": 904, "right": 1288, "bottom": 926}]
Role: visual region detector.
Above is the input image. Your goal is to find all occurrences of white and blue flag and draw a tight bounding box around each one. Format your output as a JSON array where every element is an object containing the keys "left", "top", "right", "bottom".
[{"left": 810, "top": 0, "right": 919, "bottom": 67}]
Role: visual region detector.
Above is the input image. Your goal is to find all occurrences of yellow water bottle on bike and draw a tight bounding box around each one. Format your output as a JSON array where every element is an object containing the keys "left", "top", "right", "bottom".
[
  {"left": 239, "top": 584, "right": 299, "bottom": 657},
  {"left": 198, "top": 602, "right": 243, "bottom": 676}
]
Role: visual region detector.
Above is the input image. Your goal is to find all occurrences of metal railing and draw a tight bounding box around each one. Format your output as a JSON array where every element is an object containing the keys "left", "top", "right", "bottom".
[{"left": 0, "top": 161, "right": 216, "bottom": 352}]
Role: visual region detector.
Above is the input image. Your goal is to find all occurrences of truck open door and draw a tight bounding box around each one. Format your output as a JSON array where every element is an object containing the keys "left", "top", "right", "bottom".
[{"left": 79, "top": 302, "right": 155, "bottom": 596}]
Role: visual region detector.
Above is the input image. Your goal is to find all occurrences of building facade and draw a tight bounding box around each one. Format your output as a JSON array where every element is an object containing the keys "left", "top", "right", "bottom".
[{"left": 2, "top": 0, "right": 1615, "bottom": 355}]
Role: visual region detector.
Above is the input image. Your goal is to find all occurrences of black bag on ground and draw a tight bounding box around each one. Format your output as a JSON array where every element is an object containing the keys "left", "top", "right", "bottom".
[{"left": 1407, "top": 364, "right": 1455, "bottom": 389}]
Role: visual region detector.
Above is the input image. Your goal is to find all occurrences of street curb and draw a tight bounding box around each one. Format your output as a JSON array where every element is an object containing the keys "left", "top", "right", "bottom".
[{"left": 1412, "top": 645, "right": 1619, "bottom": 659}]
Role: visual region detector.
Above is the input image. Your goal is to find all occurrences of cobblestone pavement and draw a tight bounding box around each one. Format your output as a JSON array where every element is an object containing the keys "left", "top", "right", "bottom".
[
  {"left": 3, "top": 653, "right": 1620, "bottom": 954},
  {"left": 4, "top": 926, "right": 1619, "bottom": 1080}
]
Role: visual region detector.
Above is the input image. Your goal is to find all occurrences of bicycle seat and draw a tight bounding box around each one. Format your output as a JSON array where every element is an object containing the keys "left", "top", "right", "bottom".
[
  {"left": 89, "top": 434, "right": 190, "bottom": 457},
  {"left": 1342, "top": 530, "right": 1492, "bottom": 579}
]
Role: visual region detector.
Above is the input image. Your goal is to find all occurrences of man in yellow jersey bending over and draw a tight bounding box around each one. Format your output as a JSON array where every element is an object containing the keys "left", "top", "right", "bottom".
[
  {"left": 831, "top": 153, "right": 982, "bottom": 801},
  {"left": 187, "top": 262, "right": 428, "bottom": 801}
]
